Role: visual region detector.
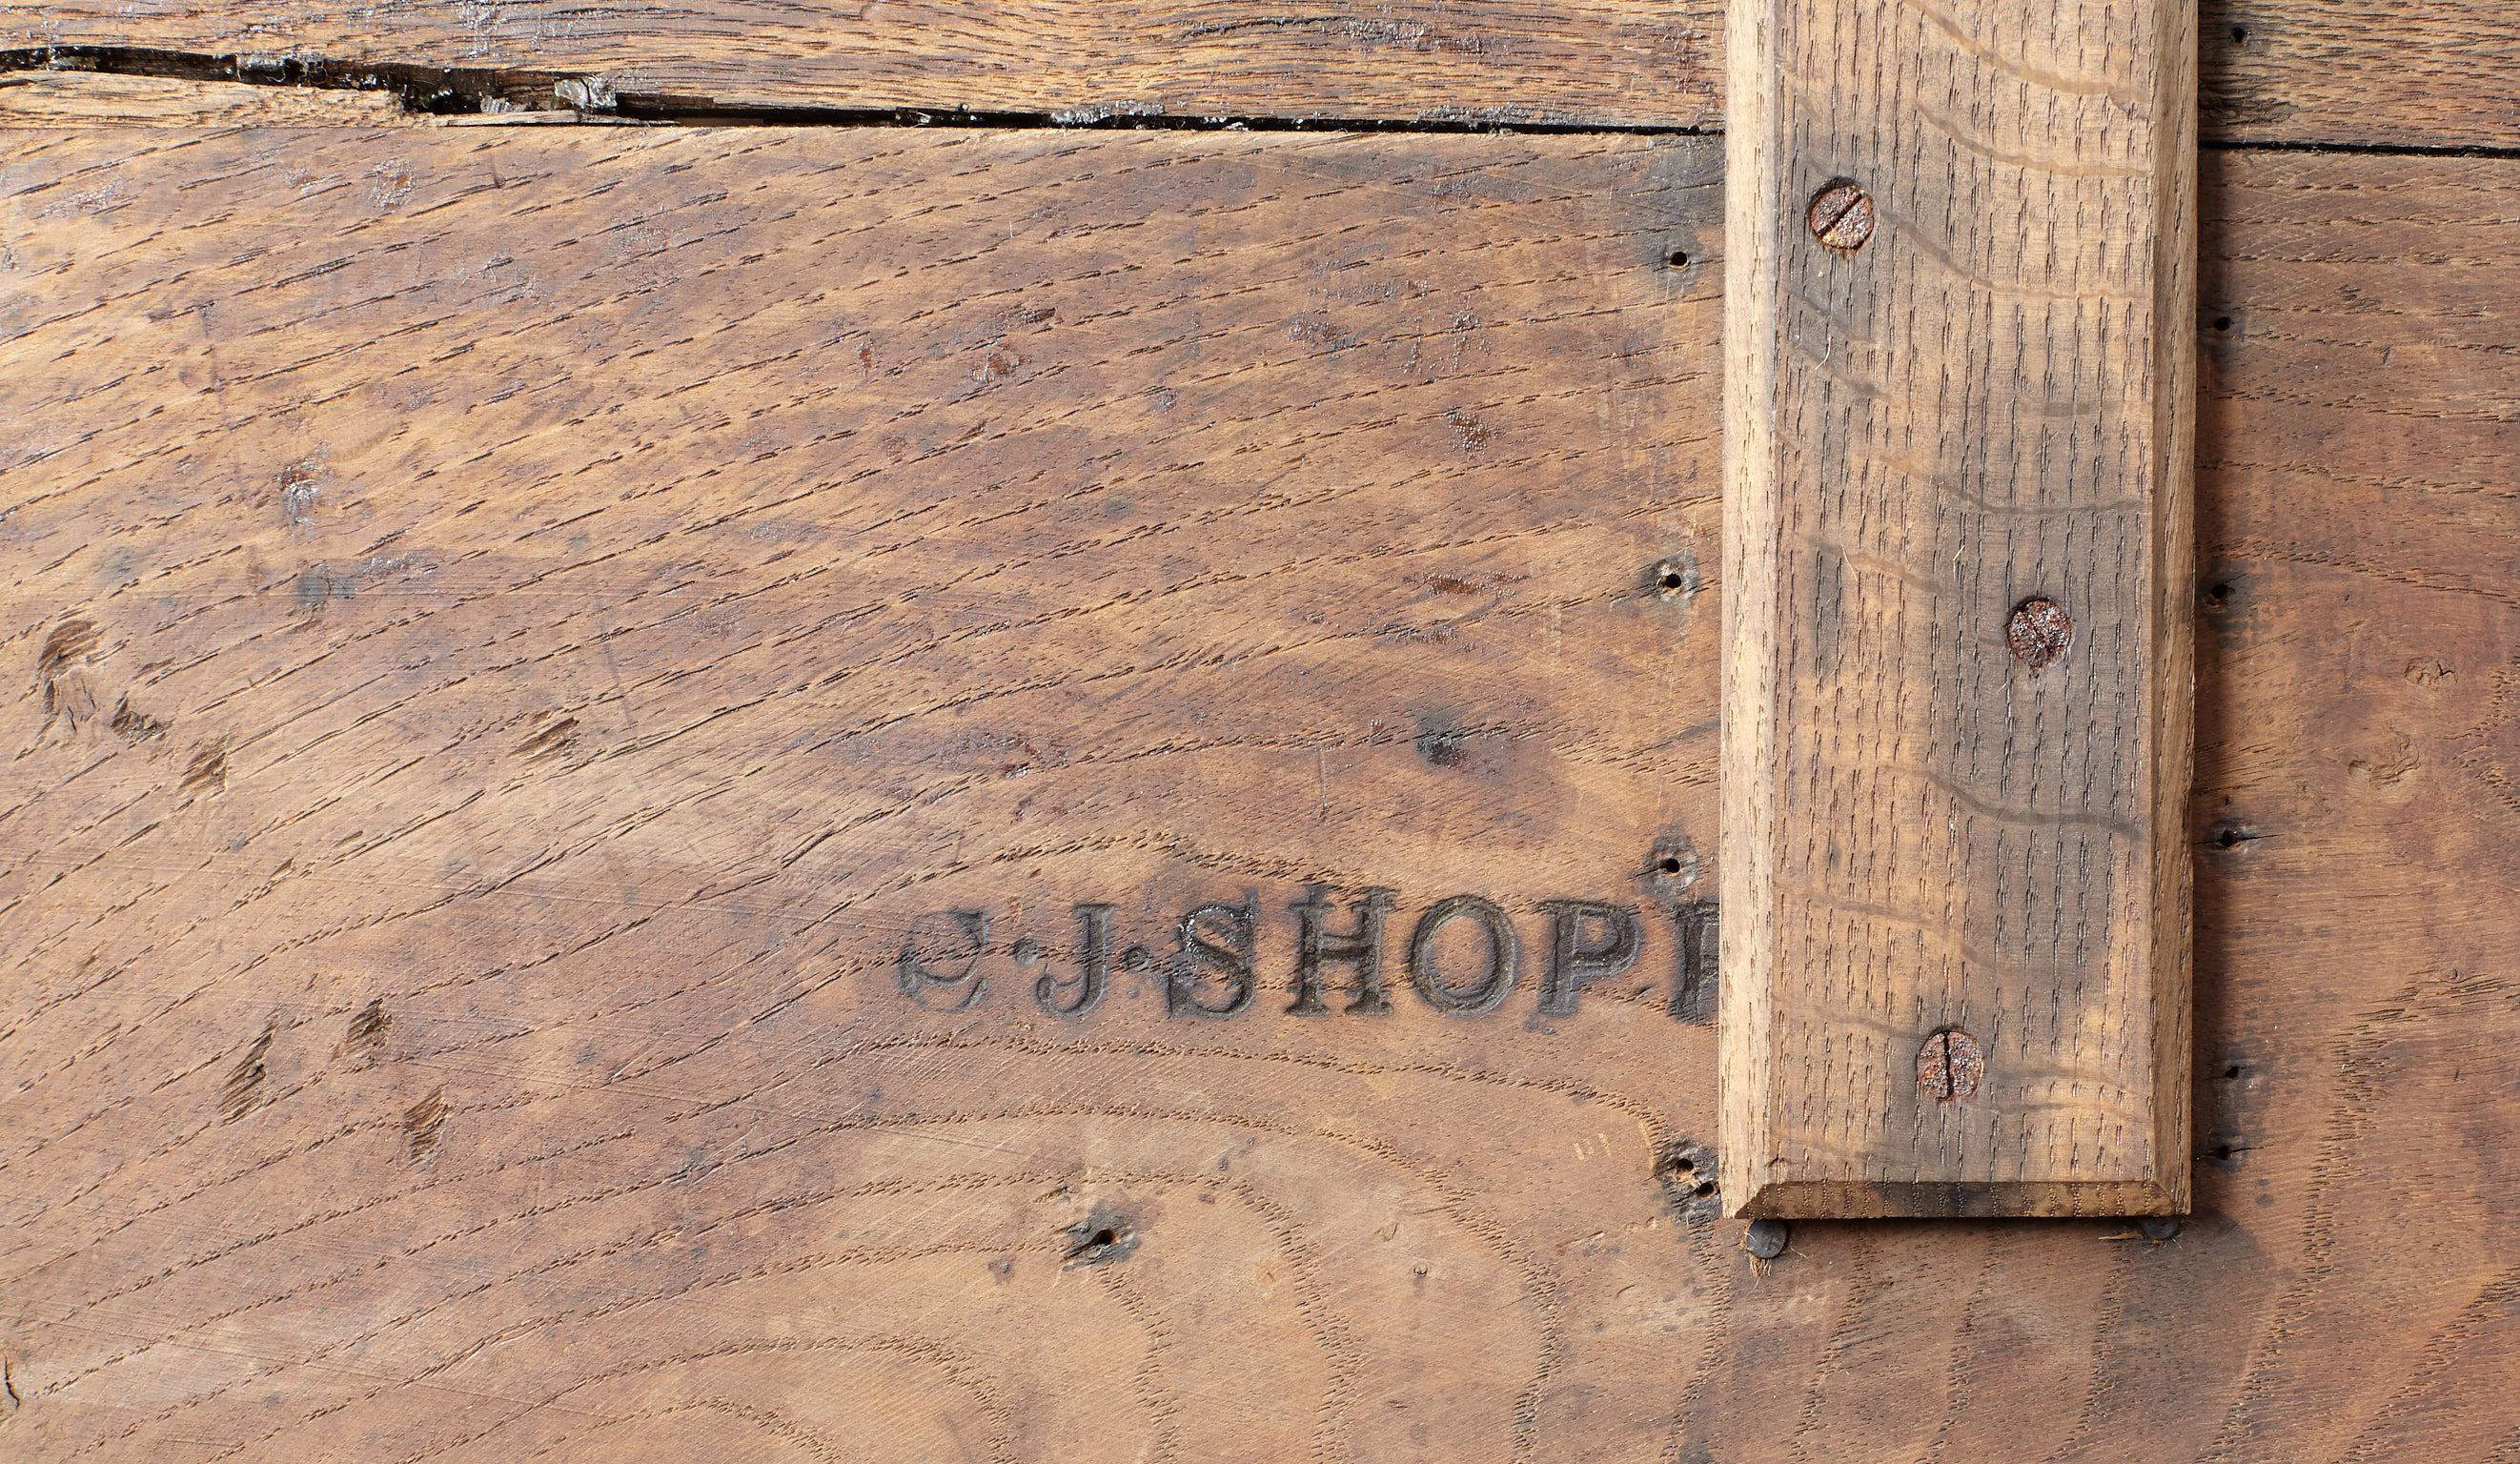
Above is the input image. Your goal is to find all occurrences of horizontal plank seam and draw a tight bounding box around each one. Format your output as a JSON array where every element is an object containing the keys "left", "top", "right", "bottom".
[
  {"left": 2197, "top": 135, "right": 2520, "bottom": 161},
  {"left": 9, "top": 46, "right": 2520, "bottom": 155},
  {"left": 0, "top": 47, "right": 1712, "bottom": 134}
]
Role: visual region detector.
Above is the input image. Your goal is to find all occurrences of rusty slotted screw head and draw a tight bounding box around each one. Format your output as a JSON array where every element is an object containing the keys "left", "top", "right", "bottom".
[
  {"left": 1807, "top": 180, "right": 1875, "bottom": 252},
  {"left": 1917, "top": 1028, "right": 1984, "bottom": 1102},
  {"left": 2006, "top": 596, "right": 2074, "bottom": 672}
]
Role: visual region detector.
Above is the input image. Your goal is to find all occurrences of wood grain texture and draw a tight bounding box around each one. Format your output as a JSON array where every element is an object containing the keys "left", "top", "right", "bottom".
[
  {"left": 0, "top": 71, "right": 418, "bottom": 125},
  {"left": 7, "top": 118, "right": 2520, "bottom": 1460},
  {"left": 1719, "top": 0, "right": 2194, "bottom": 1217},
  {"left": 3, "top": 1, "right": 2516, "bottom": 147},
  {"left": 0, "top": 121, "right": 1726, "bottom": 1462},
  {"left": 2206, "top": 0, "right": 2520, "bottom": 151},
  {"left": 0, "top": 0, "right": 1735, "bottom": 130}
]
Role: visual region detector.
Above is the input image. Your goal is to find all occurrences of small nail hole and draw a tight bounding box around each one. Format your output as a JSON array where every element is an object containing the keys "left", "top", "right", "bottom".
[
  {"left": 2217, "top": 828, "right": 2242, "bottom": 849},
  {"left": 1657, "top": 856, "right": 1683, "bottom": 874},
  {"left": 1666, "top": 248, "right": 1692, "bottom": 269},
  {"left": 2230, "top": 24, "right": 2248, "bottom": 43},
  {"left": 2213, "top": 315, "right": 2234, "bottom": 333},
  {"left": 1659, "top": 572, "right": 1685, "bottom": 590}
]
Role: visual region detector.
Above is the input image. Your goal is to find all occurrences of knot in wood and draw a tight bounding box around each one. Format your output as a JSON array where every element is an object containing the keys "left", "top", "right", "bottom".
[
  {"left": 1916, "top": 1028, "right": 1983, "bottom": 1102},
  {"left": 2006, "top": 596, "right": 2074, "bottom": 672},
  {"left": 1806, "top": 181, "right": 1875, "bottom": 252}
]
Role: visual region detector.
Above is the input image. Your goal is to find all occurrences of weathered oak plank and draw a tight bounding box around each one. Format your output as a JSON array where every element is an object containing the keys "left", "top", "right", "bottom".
[
  {"left": 1719, "top": 0, "right": 2194, "bottom": 1217},
  {"left": 2207, "top": 0, "right": 2520, "bottom": 151},
  {"left": 0, "top": 71, "right": 417, "bottom": 124},
  {"left": 1, "top": 2, "right": 1733, "bottom": 130},
  {"left": 4, "top": 119, "right": 2520, "bottom": 1460},
  {"left": 3, "top": 1, "right": 2513, "bottom": 147},
  {"left": 0, "top": 122, "right": 1725, "bottom": 1462}
]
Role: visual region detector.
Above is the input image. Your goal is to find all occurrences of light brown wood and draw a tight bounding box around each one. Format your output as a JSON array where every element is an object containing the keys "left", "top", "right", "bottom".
[
  {"left": 6, "top": 114, "right": 2520, "bottom": 1460},
  {"left": 0, "top": 71, "right": 417, "bottom": 125},
  {"left": 1718, "top": 0, "right": 2194, "bottom": 1217},
  {"left": 6, "top": 2, "right": 2517, "bottom": 146},
  {"left": 0, "top": 120, "right": 1726, "bottom": 1462},
  {"left": 0, "top": 3, "right": 1733, "bottom": 130},
  {"left": 2207, "top": 0, "right": 2520, "bottom": 150}
]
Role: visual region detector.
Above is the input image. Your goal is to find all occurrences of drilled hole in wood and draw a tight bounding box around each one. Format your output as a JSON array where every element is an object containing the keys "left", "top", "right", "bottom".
[
  {"left": 1649, "top": 555, "right": 1700, "bottom": 601},
  {"left": 1642, "top": 835, "right": 1700, "bottom": 890},
  {"left": 1060, "top": 1207, "right": 1139, "bottom": 1267},
  {"left": 1656, "top": 1140, "right": 1723, "bottom": 1221}
]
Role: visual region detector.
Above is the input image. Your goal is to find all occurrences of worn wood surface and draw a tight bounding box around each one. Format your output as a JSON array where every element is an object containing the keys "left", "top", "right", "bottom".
[
  {"left": 0, "top": 71, "right": 418, "bottom": 125},
  {"left": 2, "top": 0, "right": 2514, "bottom": 147},
  {"left": 2205, "top": 0, "right": 2520, "bottom": 150},
  {"left": 1718, "top": 0, "right": 2193, "bottom": 1217},
  {"left": 2, "top": 109, "right": 2518, "bottom": 1457},
  {"left": 0, "top": 122, "right": 1724, "bottom": 1462},
  {"left": 0, "top": 0, "right": 1732, "bottom": 130}
]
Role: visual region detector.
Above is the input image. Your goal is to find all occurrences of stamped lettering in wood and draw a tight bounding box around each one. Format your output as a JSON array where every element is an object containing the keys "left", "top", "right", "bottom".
[{"left": 891, "top": 887, "right": 1715, "bottom": 1026}]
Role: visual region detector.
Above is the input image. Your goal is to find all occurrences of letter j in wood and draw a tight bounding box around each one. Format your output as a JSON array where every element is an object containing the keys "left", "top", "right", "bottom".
[{"left": 1718, "top": 0, "right": 2197, "bottom": 1216}]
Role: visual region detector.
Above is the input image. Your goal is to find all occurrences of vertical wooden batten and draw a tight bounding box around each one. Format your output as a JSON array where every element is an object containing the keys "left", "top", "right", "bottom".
[{"left": 1720, "top": 0, "right": 2196, "bottom": 1216}]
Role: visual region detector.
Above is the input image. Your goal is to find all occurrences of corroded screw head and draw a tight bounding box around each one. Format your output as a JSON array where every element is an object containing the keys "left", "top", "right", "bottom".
[
  {"left": 1742, "top": 1218, "right": 1791, "bottom": 1260},
  {"left": 1807, "top": 181, "right": 1875, "bottom": 252},
  {"left": 1917, "top": 1028, "right": 1983, "bottom": 1102},
  {"left": 2006, "top": 596, "right": 2074, "bottom": 672}
]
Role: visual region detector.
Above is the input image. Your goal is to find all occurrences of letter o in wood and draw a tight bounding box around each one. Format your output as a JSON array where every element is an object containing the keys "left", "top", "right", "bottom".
[{"left": 1408, "top": 895, "right": 1519, "bottom": 1015}]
